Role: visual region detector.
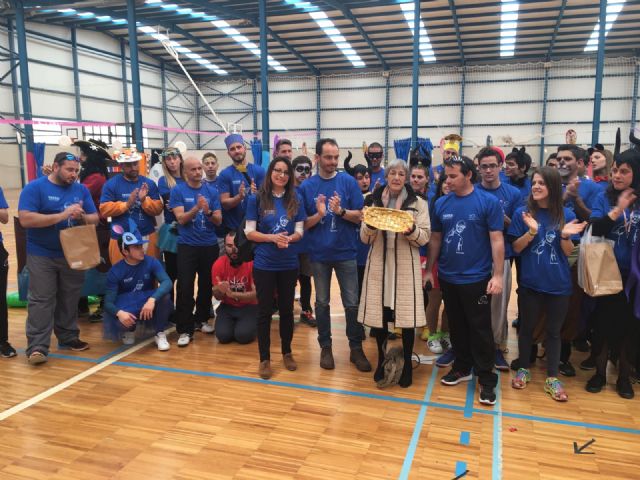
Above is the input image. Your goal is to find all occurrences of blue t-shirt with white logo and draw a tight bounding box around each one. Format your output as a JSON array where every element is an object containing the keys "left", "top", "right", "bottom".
[
  {"left": 0, "top": 187, "right": 8, "bottom": 243},
  {"left": 477, "top": 182, "right": 523, "bottom": 259},
  {"left": 370, "top": 168, "right": 385, "bottom": 191},
  {"left": 246, "top": 194, "right": 306, "bottom": 271},
  {"left": 100, "top": 175, "right": 160, "bottom": 238},
  {"left": 591, "top": 191, "right": 639, "bottom": 276},
  {"left": 431, "top": 188, "right": 504, "bottom": 284},
  {"left": 18, "top": 176, "right": 96, "bottom": 257},
  {"left": 169, "top": 182, "right": 221, "bottom": 246},
  {"left": 217, "top": 163, "right": 266, "bottom": 231},
  {"left": 158, "top": 175, "right": 184, "bottom": 224},
  {"left": 299, "top": 172, "right": 364, "bottom": 263},
  {"left": 106, "top": 255, "right": 169, "bottom": 313},
  {"left": 563, "top": 177, "right": 600, "bottom": 217},
  {"left": 508, "top": 206, "right": 575, "bottom": 295}
]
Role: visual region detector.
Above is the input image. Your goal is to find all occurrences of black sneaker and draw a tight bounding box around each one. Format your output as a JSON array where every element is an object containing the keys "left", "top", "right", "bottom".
[
  {"left": 616, "top": 377, "right": 634, "bottom": 399},
  {"left": 441, "top": 369, "right": 472, "bottom": 386},
  {"left": 0, "top": 341, "right": 17, "bottom": 358},
  {"left": 573, "top": 338, "right": 590, "bottom": 353},
  {"left": 479, "top": 386, "right": 496, "bottom": 405},
  {"left": 299, "top": 310, "right": 317, "bottom": 328},
  {"left": 58, "top": 339, "right": 89, "bottom": 351},
  {"left": 585, "top": 374, "right": 606, "bottom": 393},
  {"left": 510, "top": 358, "right": 521, "bottom": 372},
  {"left": 580, "top": 355, "right": 596, "bottom": 371},
  {"left": 559, "top": 361, "right": 576, "bottom": 377}
]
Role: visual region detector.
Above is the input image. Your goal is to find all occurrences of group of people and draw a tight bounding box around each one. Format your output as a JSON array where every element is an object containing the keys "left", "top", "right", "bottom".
[{"left": 3, "top": 128, "right": 640, "bottom": 408}]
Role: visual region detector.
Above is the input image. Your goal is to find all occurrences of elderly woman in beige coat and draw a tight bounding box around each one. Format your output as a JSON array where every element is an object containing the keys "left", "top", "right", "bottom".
[{"left": 358, "top": 159, "right": 430, "bottom": 387}]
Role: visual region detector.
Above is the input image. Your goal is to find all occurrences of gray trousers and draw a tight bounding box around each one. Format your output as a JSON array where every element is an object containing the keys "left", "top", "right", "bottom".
[
  {"left": 26, "top": 255, "right": 85, "bottom": 355},
  {"left": 491, "top": 259, "right": 512, "bottom": 347}
]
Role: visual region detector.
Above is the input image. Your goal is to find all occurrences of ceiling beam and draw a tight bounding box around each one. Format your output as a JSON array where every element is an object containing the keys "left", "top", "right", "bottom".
[
  {"left": 448, "top": 0, "right": 465, "bottom": 64},
  {"left": 546, "top": 0, "right": 568, "bottom": 60}
]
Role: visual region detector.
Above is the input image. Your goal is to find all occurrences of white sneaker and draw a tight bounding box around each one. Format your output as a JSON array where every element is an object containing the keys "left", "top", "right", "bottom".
[
  {"left": 200, "top": 322, "right": 215, "bottom": 334},
  {"left": 122, "top": 331, "right": 135, "bottom": 345},
  {"left": 177, "top": 333, "right": 191, "bottom": 347},
  {"left": 427, "top": 337, "right": 443, "bottom": 354},
  {"left": 155, "top": 332, "right": 170, "bottom": 351}
]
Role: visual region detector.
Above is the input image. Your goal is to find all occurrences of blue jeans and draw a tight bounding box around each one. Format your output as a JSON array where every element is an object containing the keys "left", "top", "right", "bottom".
[{"left": 311, "top": 259, "right": 364, "bottom": 349}]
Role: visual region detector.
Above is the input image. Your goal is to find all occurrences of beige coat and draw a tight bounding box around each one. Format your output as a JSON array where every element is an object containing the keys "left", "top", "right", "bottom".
[{"left": 357, "top": 186, "right": 431, "bottom": 328}]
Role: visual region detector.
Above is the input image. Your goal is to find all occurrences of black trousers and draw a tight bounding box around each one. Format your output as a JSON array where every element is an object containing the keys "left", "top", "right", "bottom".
[
  {"left": 176, "top": 243, "right": 219, "bottom": 335},
  {"left": 254, "top": 268, "right": 298, "bottom": 361},
  {"left": 440, "top": 278, "right": 497, "bottom": 389},
  {"left": 298, "top": 273, "right": 312, "bottom": 312},
  {"left": 518, "top": 288, "right": 570, "bottom": 377},
  {"left": 0, "top": 243, "right": 8, "bottom": 344}
]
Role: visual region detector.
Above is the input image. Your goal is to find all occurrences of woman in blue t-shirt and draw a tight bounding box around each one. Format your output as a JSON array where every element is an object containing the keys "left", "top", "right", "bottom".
[
  {"left": 586, "top": 142, "right": 640, "bottom": 399},
  {"left": 508, "top": 167, "right": 586, "bottom": 402},
  {"left": 246, "top": 158, "right": 306, "bottom": 380}
]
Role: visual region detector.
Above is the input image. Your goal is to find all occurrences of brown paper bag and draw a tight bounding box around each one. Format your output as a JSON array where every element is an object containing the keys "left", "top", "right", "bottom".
[
  {"left": 59, "top": 224, "right": 101, "bottom": 270},
  {"left": 582, "top": 242, "right": 622, "bottom": 297}
]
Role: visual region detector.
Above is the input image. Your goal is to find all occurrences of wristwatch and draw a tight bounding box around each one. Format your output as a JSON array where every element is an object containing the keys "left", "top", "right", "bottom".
[
  {"left": 338, "top": 207, "right": 346, "bottom": 217},
  {"left": 205, "top": 210, "right": 214, "bottom": 217}
]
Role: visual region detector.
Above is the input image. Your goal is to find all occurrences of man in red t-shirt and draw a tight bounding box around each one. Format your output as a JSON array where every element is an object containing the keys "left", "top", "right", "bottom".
[{"left": 212, "top": 231, "right": 258, "bottom": 344}]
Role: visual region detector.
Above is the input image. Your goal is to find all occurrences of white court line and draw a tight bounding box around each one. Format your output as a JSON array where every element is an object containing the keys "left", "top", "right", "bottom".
[{"left": 0, "top": 335, "right": 159, "bottom": 422}]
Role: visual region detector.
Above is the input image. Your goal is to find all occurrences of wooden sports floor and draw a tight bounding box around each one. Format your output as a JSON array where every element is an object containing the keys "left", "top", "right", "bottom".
[{"left": 1, "top": 188, "right": 639, "bottom": 480}]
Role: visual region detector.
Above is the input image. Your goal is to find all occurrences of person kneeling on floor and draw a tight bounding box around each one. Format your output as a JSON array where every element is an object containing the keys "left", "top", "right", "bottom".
[
  {"left": 103, "top": 221, "right": 173, "bottom": 351},
  {"left": 212, "top": 231, "right": 258, "bottom": 345}
]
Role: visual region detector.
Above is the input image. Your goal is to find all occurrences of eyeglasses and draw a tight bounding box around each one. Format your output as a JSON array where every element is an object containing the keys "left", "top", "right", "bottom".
[
  {"left": 273, "top": 168, "right": 290, "bottom": 176},
  {"left": 479, "top": 164, "right": 500, "bottom": 170},
  {"left": 295, "top": 165, "right": 311, "bottom": 174}
]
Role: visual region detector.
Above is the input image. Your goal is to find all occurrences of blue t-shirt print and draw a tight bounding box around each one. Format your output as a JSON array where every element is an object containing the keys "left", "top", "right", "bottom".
[
  {"left": 18, "top": 176, "right": 96, "bottom": 257},
  {"left": 217, "top": 163, "right": 266, "bottom": 230},
  {"left": 100, "top": 175, "right": 160, "bottom": 238},
  {"left": 169, "top": 182, "right": 221, "bottom": 246},
  {"left": 432, "top": 188, "right": 503, "bottom": 284},
  {"left": 246, "top": 194, "right": 306, "bottom": 271},
  {"left": 477, "top": 182, "right": 523, "bottom": 258},
  {"left": 508, "top": 206, "right": 575, "bottom": 296},
  {"left": 299, "top": 172, "right": 364, "bottom": 263}
]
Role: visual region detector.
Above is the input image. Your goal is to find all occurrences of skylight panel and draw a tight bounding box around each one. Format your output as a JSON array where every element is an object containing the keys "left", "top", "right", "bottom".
[
  {"left": 584, "top": 0, "right": 626, "bottom": 52},
  {"left": 499, "top": 1, "right": 519, "bottom": 57},
  {"left": 400, "top": 2, "right": 436, "bottom": 63},
  {"left": 289, "top": 2, "right": 365, "bottom": 67}
]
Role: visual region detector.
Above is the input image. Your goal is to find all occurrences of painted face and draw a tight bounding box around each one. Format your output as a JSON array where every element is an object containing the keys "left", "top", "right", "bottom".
[
  {"left": 164, "top": 154, "right": 181, "bottom": 176},
  {"left": 54, "top": 160, "right": 80, "bottom": 185},
  {"left": 478, "top": 155, "right": 501, "bottom": 184},
  {"left": 227, "top": 142, "right": 246, "bottom": 164},
  {"left": 504, "top": 159, "right": 523, "bottom": 179},
  {"left": 590, "top": 151, "right": 607, "bottom": 172},
  {"left": 556, "top": 149, "right": 579, "bottom": 178},
  {"left": 294, "top": 162, "right": 311, "bottom": 184},
  {"left": 315, "top": 143, "right": 339, "bottom": 176},
  {"left": 611, "top": 163, "right": 634, "bottom": 191},
  {"left": 203, "top": 157, "right": 218, "bottom": 178},
  {"left": 531, "top": 173, "right": 549, "bottom": 202},
  {"left": 410, "top": 168, "right": 428, "bottom": 193},
  {"left": 444, "top": 163, "right": 471, "bottom": 195},
  {"left": 271, "top": 160, "right": 290, "bottom": 189},
  {"left": 355, "top": 172, "right": 371, "bottom": 192}
]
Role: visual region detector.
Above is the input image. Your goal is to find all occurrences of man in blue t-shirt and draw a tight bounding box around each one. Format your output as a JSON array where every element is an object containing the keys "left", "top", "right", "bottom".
[
  {"left": 557, "top": 144, "right": 600, "bottom": 221},
  {"left": 217, "top": 133, "right": 266, "bottom": 232},
  {"left": 366, "top": 142, "right": 385, "bottom": 191},
  {"left": 476, "top": 147, "right": 523, "bottom": 371},
  {"left": 18, "top": 152, "right": 99, "bottom": 365},
  {"left": 425, "top": 155, "right": 504, "bottom": 406},
  {"left": 100, "top": 150, "right": 163, "bottom": 264},
  {"left": 299, "top": 138, "right": 371, "bottom": 373},
  {"left": 169, "top": 156, "right": 222, "bottom": 347}
]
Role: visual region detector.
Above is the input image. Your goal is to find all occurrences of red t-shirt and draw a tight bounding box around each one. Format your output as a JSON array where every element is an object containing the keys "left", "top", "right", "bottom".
[{"left": 212, "top": 256, "right": 257, "bottom": 307}]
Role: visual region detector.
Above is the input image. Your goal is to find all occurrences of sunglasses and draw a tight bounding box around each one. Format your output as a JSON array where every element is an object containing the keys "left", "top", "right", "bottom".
[
  {"left": 295, "top": 165, "right": 311, "bottom": 174},
  {"left": 368, "top": 152, "right": 383, "bottom": 159},
  {"left": 160, "top": 148, "right": 180, "bottom": 158}
]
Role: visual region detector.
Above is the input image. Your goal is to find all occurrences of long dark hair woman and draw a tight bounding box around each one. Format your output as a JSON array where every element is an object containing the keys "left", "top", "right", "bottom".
[
  {"left": 507, "top": 167, "right": 586, "bottom": 402},
  {"left": 586, "top": 131, "right": 640, "bottom": 399},
  {"left": 245, "top": 157, "right": 306, "bottom": 380}
]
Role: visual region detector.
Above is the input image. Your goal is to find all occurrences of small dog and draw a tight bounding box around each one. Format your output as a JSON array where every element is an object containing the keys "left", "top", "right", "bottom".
[{"left": 376, "top": 346, "right": 404, "bottom": 389}]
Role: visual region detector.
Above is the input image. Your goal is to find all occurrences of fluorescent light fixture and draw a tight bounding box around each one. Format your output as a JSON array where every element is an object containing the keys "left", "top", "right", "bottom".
[
  {"left": 400, "top": 2, "right": 436, "bottom": 63},
  {"left": 112, "top": 18, "right": 127, "bottom": 24},
  {"left": 161, "top": 3, "right": 178, "bottom": 10},
  {"left": 309, "top": 11, "right": 327, "bottom": 20},
  {"left": 186, "top": 52, "right": 202, "bottom": 60},
  {"left": 145, "top": 0, "right": 162, "bottom": 3},
  {"left": 174, "top": 47, "right": 190, "bottom": 53},
  {"left": 57, "top": 8, "right": 75, "bottom": 13},
  {"left": 196, "top": 58, "right": 211, "bottom": 65},
  {"left": 177, "top": 8, "right": 192, "bottom": 15},
  {"left": 151, "top": 33, "right": 169, "bottom": 41},
  {"left": 584, "top": 0, "right": 626, "bottom": 51},
  {"left": 96, "top": 16, "right": 112, "bottom": 21},
  {"left": 77, "top": 12, "right": 94, "bottom": 18},
  {"left": 500, "top": 1, "right": 519, "bottom": 57},
  {"left": 138, "top": 26, "right": 155, "bottom": 34}
]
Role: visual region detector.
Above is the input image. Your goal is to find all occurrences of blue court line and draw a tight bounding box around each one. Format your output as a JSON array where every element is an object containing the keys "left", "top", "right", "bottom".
[
  {"left": 398, "top": 366, "right": 439, "bottom": 480},
  {"left": 464, "top": 376, "right": 476, "bottom": 418},
  {"left": 492, "top": 372, "right": 503, "bottom": 480},
  {"left": 455, "top": 461, "right": 467, "bottom": 477},
  {"left": 95, "top": 344, "right": 131, "bottom": 362},
  {"left": 30, "top": 352, "right": 640, "bottom": 437},
  {"left": 459, "top": 431, "right": 470, "bottom": 446}
]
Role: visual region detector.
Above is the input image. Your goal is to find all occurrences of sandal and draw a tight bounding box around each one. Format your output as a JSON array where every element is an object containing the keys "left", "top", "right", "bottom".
[
  {"left": 511, "top": 368, "right": 531, "bottom": 389},
  {"left": 544, "top": 377, "right": 568, "bottom": 402}
]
